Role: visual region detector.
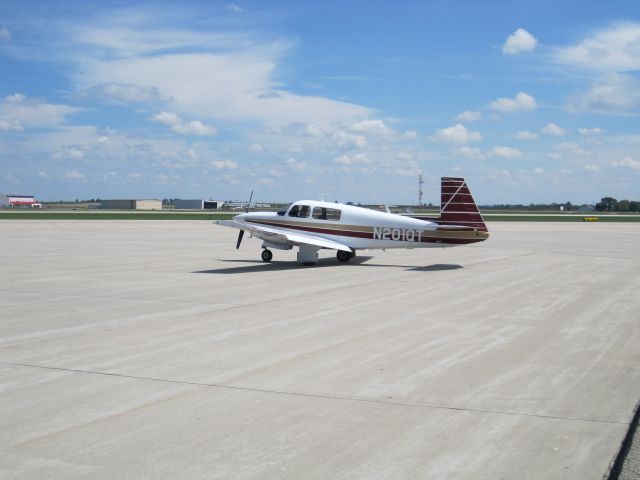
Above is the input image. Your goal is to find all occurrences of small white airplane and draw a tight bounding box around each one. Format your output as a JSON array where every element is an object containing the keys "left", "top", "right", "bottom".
[{"left": 216, "top": 177, "right": 489, "bottom": 265}]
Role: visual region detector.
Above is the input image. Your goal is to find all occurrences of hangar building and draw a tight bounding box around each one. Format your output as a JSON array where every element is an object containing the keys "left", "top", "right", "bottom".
[
  {"left": 100, "top": 199, "right": 162, "bottom": 210},
  {"left": 174, "top": 199, "right": 224, "bottom": 210},
  {"left": 1, "top": 194, "right": 37, "bottom": 207}
]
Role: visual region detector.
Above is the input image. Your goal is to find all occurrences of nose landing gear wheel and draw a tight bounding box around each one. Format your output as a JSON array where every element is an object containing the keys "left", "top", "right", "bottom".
[
  {"left": 337, "top": 250, "right": 353, "bottom": 262},
  {"left": 261, "top": 249, "right": 273, "bottom": 262}
]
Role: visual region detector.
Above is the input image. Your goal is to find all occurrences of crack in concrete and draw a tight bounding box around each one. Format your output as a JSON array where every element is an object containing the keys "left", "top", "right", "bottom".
[{"left": 2, "top": 361, "right": 628, "bottom": 427}]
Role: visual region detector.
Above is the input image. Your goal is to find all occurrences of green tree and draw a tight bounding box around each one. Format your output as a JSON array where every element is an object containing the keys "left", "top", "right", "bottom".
[
  {"left": 595, "top": 197, "right": 618, "bottom": 211},
  {"left": 617, "top": 200, "right": 630, "bottom": 212}
]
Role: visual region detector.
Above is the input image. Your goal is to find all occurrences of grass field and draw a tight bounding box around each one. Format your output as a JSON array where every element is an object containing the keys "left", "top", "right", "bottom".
[{"left": 1, "top": 210, "right": 640, "bottom": 222}]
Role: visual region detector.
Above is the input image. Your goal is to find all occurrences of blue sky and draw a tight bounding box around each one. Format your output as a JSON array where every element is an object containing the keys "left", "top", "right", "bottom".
[{"left": 1, "top": 0, "right": 639, "bottom": 204}]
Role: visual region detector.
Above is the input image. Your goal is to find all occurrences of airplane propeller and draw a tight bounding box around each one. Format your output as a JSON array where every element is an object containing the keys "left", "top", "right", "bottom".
[{"left": 235, "top": 190, "right": 253, "bottom": 250}]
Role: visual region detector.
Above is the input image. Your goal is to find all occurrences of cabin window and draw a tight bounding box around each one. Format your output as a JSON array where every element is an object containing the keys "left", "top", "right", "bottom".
[
  {"left": 288, "top": 205, "right": 300, "bottom": 217},
  {"left": 312, "top": 207, "right": 341, "bottom": 221},
  {"left": 288, "top": 204, "right": 311, "bottom": 218},
  {"left": 277, "top": 204, "right": 291, "bottom": 216}
]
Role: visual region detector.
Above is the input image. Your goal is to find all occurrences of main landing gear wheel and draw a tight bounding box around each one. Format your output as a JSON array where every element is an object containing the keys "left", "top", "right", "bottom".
[
  {"left": 261, "top": 249, "right": 273, "bottom": 262},
  {"left": 337, "top": 250, "right": 354, "bottom": 262}
]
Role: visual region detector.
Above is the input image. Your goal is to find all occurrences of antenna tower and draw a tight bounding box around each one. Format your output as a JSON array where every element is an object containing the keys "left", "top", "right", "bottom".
[{"left": 418, "top": 174, "right": 424, "bottom": 206}]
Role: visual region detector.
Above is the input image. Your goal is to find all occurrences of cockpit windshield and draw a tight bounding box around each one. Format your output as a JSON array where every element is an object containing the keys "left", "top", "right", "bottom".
[{"left": 277, "top": 203, "right": 292, "bottom": 216}]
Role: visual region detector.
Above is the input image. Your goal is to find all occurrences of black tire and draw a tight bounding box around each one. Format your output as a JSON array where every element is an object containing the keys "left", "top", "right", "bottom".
[
  {"left": 261, "top": 249, "right": 273, "bottom": 262},
  {"left": 337, "top": 250, "right": 352, "bottom": 262}
]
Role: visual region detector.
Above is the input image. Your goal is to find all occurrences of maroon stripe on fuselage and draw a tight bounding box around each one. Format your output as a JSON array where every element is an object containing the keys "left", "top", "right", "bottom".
[{"left": 247, "top": 220, "right": 486, "bottom": 244}]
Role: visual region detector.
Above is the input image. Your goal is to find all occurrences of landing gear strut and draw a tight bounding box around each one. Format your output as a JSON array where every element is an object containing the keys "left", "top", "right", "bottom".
[
  {"left": 337, "top": 250, "right": 355, "bottom": 262},
  {"left": 261, "top": 249, "right": 273, "bottom": 262}
]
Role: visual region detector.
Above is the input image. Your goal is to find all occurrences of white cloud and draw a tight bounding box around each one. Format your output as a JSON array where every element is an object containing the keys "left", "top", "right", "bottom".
[
  {"left": 334, "top": 153, "right": 371, "bottom": 165},
  {"left": 0, "top": 27, "right": 10, "bottom": 41},
  {"left": 38, "top": 171, "right": 51, "bottom": 179},
  {"left": 332, "top": 130, "right": 367, "bottom": 148},
  {"left": 548, "top": 153, "right": 562, "bottom": 160},
  {"left": 555, "top": 141, "right": 591, "bottom": 157},
  {"left": 516, "top": 130, "right": 538, "bottom": 140},
  {"left": 402, "top": 130, "right": 418, "bottom": 139},
  {"left": 152, "top": 111, "right": 217, "bottom": 136},
  {"left": 275, "top": 121, "right": 325, "bottom": 137},
  {"left": 456, "top": 110, "right": 482, "bottom": 122},
  {"left": 584, "top": 164, "right": 599, "bottom": 172},
  {"left": 350, "top": 119, "right": 391, "bottom": 135},
  {"left": 286, "top": 158, "right": 306, "bottom": 171},
  {"left": 248, "top": 143, "right": 265, "bottom": 152},
  {"left": 226, "top": 4, "right": 244, "bottom": 13},
  {"left": 53, "top": 146, "right": 85, "bottom": 160},
  {"left": 153, "top": 111, "right": 181, "bottom": 125},
  {"left": 91, "top": 83, "right": 161, "bottom": 103},
  {"left": 64, "top": 170, "right": 86, "bottom": 181},
  {"left": 6, "top": 93, "right": 26, "bottom": 103},
  {"left": 430, "top": 123, "right": 482, "bottom": 144},
  {"left": 489, "top": 91, "right": 537, "bottom": 113},
  {"left": 542, "top": 123, "right": 567, "bottom": 136},
  {"left": 532, "top": 167, "right": 544, "bottom": 175},
  {"left": 578, "top": 127, "right": 603, "bottom": 135},
  {"left": 502, "top": 28, "right": 538, "bottom": 55},
  {"left": 211, "top": 160, "right": 238, "bottom": 170},
  {"left": 75, "top": 30, "right": 373, "bottom": 127},
  {"left": 492, "top": 146, "right": 523, "bottom": 158},
  {"left": 0, "top": 93, "right": 80, "bottom": 128},
  {"left": 567, "top": 73, "right": 640, "bottom": 114},
  {"left": 556, "top": 142, "right": 580, "bottom": 150},
  {"left": 611, "top": 156, "right": 640, "bottom": 171},
  {"left": 175, "top": 120, "right": 217, "bottom": 136},
  {"left": 454, "top": 146, "right": 485, "bottom": 160},
  {"left": 0, "top": 119, "right": 24, "bottom": 131},
  {"left": 553, "top": 23, "right": 640, "bottom": 71}
]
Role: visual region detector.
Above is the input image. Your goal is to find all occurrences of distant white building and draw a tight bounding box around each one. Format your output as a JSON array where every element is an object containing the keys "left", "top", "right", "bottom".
[
  {"left": 1, "top": 194, "right": 36, "bottom": 207},
  {"left": 225, "top": 201, "right": 249, "bottom": 210},
  {"left": 100, "top": 199, "right": 162, "bottom": 210},
  {"left": 174, "top": 199, "right": 225, "bottom": 210}
]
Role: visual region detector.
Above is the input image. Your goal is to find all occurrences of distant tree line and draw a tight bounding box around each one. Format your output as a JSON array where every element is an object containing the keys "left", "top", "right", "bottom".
[
  {"left": 480, "top": 202, "right": 579, "bottom": 211},
  {"left": 480, "top": 199, "right": 639, "bottom": 212},
  {"left": 594, "top": 197, "right": 640, "bottom": 212}
]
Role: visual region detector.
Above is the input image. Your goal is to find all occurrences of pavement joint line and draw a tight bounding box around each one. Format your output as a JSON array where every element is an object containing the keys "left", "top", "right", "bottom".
[
  {"left": 0, "top": 303, "right": 261, "bottom": 351},
  {"left": 1, "top": 360, "right": 628, "bottom": 427}
]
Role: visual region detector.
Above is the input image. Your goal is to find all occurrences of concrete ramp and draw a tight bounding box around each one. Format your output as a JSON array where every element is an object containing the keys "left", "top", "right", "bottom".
[{"left": 0, "top": 221, "right": 639, "bottom": 479}]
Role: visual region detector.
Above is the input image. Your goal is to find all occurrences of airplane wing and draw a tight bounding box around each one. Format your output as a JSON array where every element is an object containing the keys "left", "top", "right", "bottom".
[{"left": 216, "top": 220, "right": 353, "bottom": 252}]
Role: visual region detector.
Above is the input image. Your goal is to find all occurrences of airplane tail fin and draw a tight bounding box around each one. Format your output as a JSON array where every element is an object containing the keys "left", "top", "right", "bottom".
[{"left": 438, "top": 177, "right": 487, "bottom": 232}]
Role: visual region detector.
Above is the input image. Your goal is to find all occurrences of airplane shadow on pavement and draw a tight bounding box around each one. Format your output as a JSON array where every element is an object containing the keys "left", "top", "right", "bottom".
[{"left": 194, "top": 257, "right": 463, "bottom": 274}]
